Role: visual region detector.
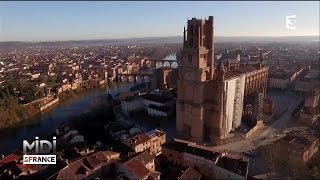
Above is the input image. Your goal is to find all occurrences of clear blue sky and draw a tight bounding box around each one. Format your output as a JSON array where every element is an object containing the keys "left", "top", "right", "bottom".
[{"left": 0, "top": 1, "right": 319, "bottom": 41}]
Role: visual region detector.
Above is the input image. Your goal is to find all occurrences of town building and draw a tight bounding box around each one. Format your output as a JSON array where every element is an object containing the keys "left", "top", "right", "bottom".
[
  {"left": 299, "top": 88, "right": 320, "bottom": 125},
  {"left": 268, "top": 67, "right": 305, "bottom": 90},
  {"left": 294, "top": 69, "right": 320, "bottom": 93},
  {"left": 121, "top": 91, "right": 175, "bottom": 118},
  {"left": 305, "top": 89, "right": 320, "bottom": 108},
  {"left": 121, "top": 129, "right": 166, "bottom": 156},
  {"left": 176, "top": 16, "right": 268, "bottom": 143},
  {"left": 0, "top": 152, "right": 50, "bottom": 179},
  {"left": 0, "top": 153, "right": 22, "bottom": 178},
  {"left": 121, "top": 96, "right": 144, "bottom": 116},
  {"left": 162, "top": 139, "right": 249, "bottom": 179},
  {"left": 152, "top": 67, "right": 179, "bottom": 90},
  {"left": 143, "top": 92, "right": 175, "bottom": 118},
  {"left": 117, "top": 151, "right": 161, "bottom": 180},
  {"left": 57, "top": 151, "right": 120, "bottom": 179},
  {"left": 178, "top": 167, "right": 202, "bottom": 180},
  {"left": 275, "top": 130, "right": 319, "bottom": 163},
  {"left": 56, "top": 123, "right": 85, "bottom": 145},
  {"left": 268, "top": 75, "right": 291, "bottom": 90}
]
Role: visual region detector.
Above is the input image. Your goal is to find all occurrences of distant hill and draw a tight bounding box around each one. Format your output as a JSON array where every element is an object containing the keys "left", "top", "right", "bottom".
[
  {"left": 0, "top": 36, "right": 182, "bottom": 50},
  {"left": 0, "top": 36, "right": 318, "bottom": 50}
]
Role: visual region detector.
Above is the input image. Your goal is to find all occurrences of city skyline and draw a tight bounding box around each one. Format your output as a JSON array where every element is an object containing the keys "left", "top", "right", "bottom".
[
  {"left": 0, "top": 1, "right": 319, "bottom": 42},
  {"left": 0, "top": 5, "right": 320, "bottom": 179}
]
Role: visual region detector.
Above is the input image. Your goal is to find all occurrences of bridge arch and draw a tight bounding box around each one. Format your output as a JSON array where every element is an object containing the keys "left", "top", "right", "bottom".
[
  {"left": 163, "top": 61, "right": 171, "bottom": 67},
  {"left": 171, "top": 61, "right": 179, "bottom": 68},
  {"left": 153, "top": 59, "right": 180, "bottom": 69},
  {"left": 156, "top": 61, "right": 163, "bottom": 68}
]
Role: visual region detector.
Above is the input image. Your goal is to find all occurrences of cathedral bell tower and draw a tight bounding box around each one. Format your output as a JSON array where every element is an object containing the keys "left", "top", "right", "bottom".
[{"left": 176, "top": 16, "right": 215, "bottom": 142}]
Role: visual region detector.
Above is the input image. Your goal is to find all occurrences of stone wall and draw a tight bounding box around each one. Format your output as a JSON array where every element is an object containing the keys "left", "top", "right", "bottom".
[{"left": 39, "top": 97, "right": 59, "bottom": 111}]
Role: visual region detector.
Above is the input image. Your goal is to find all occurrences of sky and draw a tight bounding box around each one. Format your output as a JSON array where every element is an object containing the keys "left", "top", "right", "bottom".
[{"left": 0, "top": 1, "right": 319, "bottom": 42}]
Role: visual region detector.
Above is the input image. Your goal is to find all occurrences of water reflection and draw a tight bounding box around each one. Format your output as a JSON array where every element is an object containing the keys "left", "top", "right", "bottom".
[{"left": 0, "top": 82, "right": 134, "bottom": 155}]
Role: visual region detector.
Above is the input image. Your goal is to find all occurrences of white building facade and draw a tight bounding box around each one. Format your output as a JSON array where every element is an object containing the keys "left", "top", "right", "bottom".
[
  {"left": 223, "top": 75, "right": 245, "bottom": 134},
  {"left": 121, "top": 97, "right": 144, "bottom": 116}
]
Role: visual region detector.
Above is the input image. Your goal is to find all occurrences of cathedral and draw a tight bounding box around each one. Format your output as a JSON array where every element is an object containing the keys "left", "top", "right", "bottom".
[{"left": 176, "top": 16, "right": 269, "bottom": 143}]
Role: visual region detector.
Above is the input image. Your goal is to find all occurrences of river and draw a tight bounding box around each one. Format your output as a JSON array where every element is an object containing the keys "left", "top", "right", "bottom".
[
  {"left": 0, "top": 82, "right": 135, "bottom": 155},
  {"left": 0, "top": 54, "right": 176, "bottom": 155}
]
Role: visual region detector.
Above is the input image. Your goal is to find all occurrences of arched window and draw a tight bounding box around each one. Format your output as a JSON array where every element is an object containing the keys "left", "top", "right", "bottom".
[{"left": 189, "top": 25, "right": 193, "bottom": 36}]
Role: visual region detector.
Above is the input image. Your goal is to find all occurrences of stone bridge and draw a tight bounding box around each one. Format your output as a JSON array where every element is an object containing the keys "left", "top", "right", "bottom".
[
  {"left": 115, "top": 59, "right": 180, "bottom": 83},
  {"left": 116, "top": 72, "right": 153, "bottom": 83},
  {"left": 148, "top": 59, "right": 180, "bottom": 69}
]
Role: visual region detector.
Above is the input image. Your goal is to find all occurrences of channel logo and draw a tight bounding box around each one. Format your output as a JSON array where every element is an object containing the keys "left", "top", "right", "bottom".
[
  {"left": 286, "top": 15, "right": 297, "bottom": 31},
  {"left": 22, "top": 136, "right": 57, "bottom": 164}
]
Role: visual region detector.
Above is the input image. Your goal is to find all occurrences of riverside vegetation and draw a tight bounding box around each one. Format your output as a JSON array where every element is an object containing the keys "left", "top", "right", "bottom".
[
  {"left": 0, "top": 78, "right": 106, "bottom": 129},
  {"left": 0, "top": 80, "right": 48, "bottom": 128}
]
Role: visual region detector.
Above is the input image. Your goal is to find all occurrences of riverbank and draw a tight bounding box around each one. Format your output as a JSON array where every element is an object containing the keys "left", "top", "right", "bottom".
[
  {"left": 0, "top": 82, "right": 108, "bottom": 130},
  {"left": 0, "top": 82, "right": 140, "bottom": 154}
]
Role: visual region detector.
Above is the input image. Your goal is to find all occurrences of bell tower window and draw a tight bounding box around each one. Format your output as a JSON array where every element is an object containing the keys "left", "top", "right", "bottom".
[
  {"left": 189, "top": 38, "right": 193, "bottom": 47},
  {"left": 189, "top": 25, "right": 193, "bottom": 36},
  {"left": 188, "top": 55, "right": 192, "bottom": 64},
  {"left": 189, "top": 25, "right": 194, "bottom": 47}
]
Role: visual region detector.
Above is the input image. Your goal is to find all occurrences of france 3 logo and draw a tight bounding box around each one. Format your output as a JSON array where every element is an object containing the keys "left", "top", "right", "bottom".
[{"left": 286, "top": 15, "right": 297, "bottom": 31}]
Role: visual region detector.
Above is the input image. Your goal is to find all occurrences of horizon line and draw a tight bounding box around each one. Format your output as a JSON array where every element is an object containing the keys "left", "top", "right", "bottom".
[{"left": 0, "top": 35, "right": 319, "bottom": 43}]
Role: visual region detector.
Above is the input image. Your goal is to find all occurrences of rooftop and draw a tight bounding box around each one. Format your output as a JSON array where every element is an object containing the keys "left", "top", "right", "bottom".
[
  {"left": 122, "top": 151, "right": 159, "bottom": 180},
  {"left": 122, "top": 95, "right": 142, "bottom": 102},
  {"left": 179, "top": 167, "right": 202, "bottom": 180},
  {"left": 56, "top": 151, "right": 120, "bottom": 179},
  {"left": 277, "top": 130, "right": 319, "bottom": 151},
  {"left": 0, "top": 153, "right": 21, "bottom": 165},
  {"left": 185, "top": 145, "right": 220, "bottom": 161},
  {"left": 224, "top": 64, "right": 267, "bottom": 79},
  {"left": 144, "top": 93, "right": 173, "bottom": 104},
  {"left": 148, "top": 104, "right": 170, "bottom": 113},
  {"left": 163, "top": 140, "right": 220, "bottom": 161},
  {"left": 123, "top": 159, "right": 150, "bottom": 179},
  {"left": 269, "top": 72, "right": 293, "bottom": 79},
  {"left": 129, "top": 129, "right": 166, "bottom": 147},
  {"left": 163, "top": 139, "right": 249, "bottom": 177},
  {"left": 216, "top": 155, "right": 248, "bottom": 177},
  {"left": 130, "top": 151, "right": 155, "bottom": 166},
  {"left": 130, "top": 133, "right": 150, "bottom": 147}
]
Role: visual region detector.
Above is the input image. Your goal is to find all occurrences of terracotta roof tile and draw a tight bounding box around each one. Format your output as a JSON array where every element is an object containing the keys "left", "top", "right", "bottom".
[
  {"left": 179, "top": 167, "right": 202, "bottom": 180},
  {"left": 0, "top": 154, "right": 21, "bottom": 165},
  {"left": 123, "top": 159, "right": 150, "bottom": 179},
  {"left": 130, "top": 133, "right": 150, "bottom": 147},
  {"left": 57, "top": 151, "right": 120, "bottom": 179}
]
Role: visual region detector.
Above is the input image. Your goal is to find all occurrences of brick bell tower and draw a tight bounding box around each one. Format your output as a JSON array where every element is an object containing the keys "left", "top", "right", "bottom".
[{"left": 176, "top": 16, "right": 215, "bottom": 142}]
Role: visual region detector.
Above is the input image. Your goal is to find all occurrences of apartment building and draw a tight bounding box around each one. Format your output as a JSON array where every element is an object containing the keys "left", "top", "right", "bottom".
[{"left": 122, "top": 129, "right": 166, "bottom": 156}]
